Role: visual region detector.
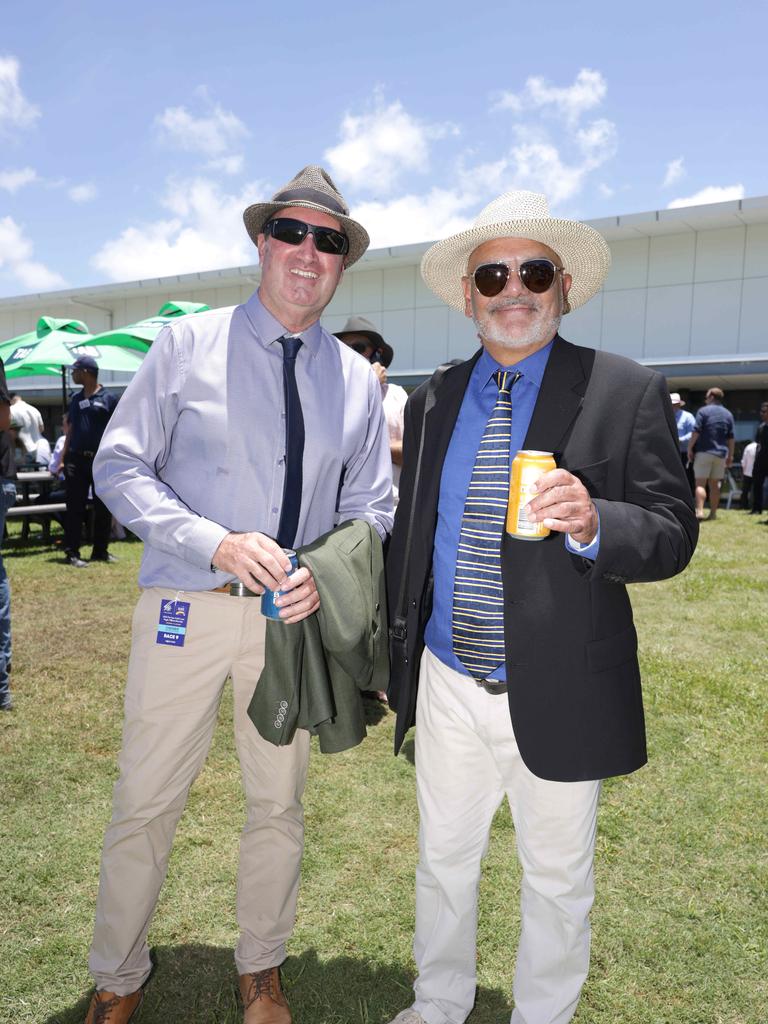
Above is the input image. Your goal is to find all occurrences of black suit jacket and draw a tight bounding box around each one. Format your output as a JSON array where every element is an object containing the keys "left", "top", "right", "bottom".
[{"left": 386, "top": 336, "right": 698, "bottom": 782}]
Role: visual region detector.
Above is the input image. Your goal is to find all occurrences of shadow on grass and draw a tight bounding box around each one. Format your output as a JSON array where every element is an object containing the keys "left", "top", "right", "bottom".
[
  {"left": 400, "top": 737, "right": 415, "bottom": 765},
  {"left": 45, "top": 945, "right": 510, "bottom": 1023}
]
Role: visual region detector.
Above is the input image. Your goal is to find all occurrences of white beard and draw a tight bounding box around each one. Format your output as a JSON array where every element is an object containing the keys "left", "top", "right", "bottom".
[{"left": 473, "top": 296, "right": 562, "bottom": 351}]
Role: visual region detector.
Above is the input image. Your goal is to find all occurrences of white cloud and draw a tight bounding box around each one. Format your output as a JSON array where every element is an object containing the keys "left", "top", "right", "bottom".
[
  {"left": 598, "top": 183, "right": 615, "bottom": 198},
  {"left": 0, "top": 215, "right": 66, "bottom": 291},
  {"left": 663, "top": 157, "right": 685, "bottom": 188},
  {"left": 667, "top": 184, "right": 745, "bottom": 209},
  {"left": 0, "top": 166, "right": 37, "bottom": 192},
  {"left": 352, "top": 188, "right": 479, "bottom": 249},
  {"left": 494, "top": 69, "right": 607, "bottom": 126},
  {"left": 92, "top": 176, "right": 265, "bottom": 281},
  {"left": 155, "top": 91, "right": 248, "bottom": 157},
  {"left": 207, "top": 154, "right": 244, "bottom": 176},
  {"left": 325, "top": 94, "right": 458, "bottom": 195},
  {"left": 69, "top": 182, "right": 97, "bottom": 203},
  {"left": 503, "top": 117, "right": 616, "bottom": 207},
  {"left": 484, "top": 71, "right": 618, "bottom": 210},
  {"left": 0, "top": 56, "right": 40, "bottom": 130}
]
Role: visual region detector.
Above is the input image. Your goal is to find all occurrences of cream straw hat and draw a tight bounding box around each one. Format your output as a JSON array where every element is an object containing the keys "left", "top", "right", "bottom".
[{"left": 421, "top": 190, "right": 611, "bottom": 312}]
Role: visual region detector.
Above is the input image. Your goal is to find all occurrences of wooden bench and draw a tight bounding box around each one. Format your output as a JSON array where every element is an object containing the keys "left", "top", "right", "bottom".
[{"left": 6, "top": 502, "right": 66, "bottom": 543}]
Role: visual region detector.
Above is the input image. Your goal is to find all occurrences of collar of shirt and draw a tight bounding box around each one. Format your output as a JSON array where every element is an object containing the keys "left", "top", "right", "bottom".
[
  {"left": 243, "top": 290, "right": 323, "bottom": 356},
  {"left": 474, "top": 335, "right": 555, "bottom": 395}
]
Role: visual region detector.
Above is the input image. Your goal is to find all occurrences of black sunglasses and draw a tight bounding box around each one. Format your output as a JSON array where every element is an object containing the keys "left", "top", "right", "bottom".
[
  {"left": 263, "top": 217, "right": 349, "bottom": 256},
  {"left": 472, "top": 259, "right": 564, "bottom": 298}
]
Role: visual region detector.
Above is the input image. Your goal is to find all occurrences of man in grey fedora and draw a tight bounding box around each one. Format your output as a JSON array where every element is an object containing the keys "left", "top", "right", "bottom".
[
  {"left": 386, "top": 190, "right": 697, "bottom": 1024},
  {"left": 83, "top": 166, "right": 393, "bottom": 1024}
]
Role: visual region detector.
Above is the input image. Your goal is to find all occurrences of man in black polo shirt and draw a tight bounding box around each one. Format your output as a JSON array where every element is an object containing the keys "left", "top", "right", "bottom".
[
  {"left": 61, "top": 356, "right": 118, "bottom": 567},
  {"left": 0, "top": 358, "right": 15, "bottom": 709}
]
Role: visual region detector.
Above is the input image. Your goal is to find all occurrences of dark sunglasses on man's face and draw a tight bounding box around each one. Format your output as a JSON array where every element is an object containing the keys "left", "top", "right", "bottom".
[
  {"left": 472, "top": 259, "right": 564, "bottom": 298},
  {"left": 263, "top": 217, "right": 349, "bottom": 256}
]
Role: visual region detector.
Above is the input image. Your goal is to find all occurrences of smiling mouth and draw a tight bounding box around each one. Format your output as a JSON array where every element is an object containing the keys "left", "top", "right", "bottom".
[
  {"left": 290, "top": 268, "right": 318, "bottom": 280},
  {"left": 490, "top": 301, "right": 537, "bottom": 314}
]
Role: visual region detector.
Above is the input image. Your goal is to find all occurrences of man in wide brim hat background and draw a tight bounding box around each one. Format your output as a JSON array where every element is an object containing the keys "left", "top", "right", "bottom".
[
  {"left": 336, "top": 314, "right": 394, "bottom": 368},
  {"left": 385, "top": 191, "right": 698, "bottom": 1024}
]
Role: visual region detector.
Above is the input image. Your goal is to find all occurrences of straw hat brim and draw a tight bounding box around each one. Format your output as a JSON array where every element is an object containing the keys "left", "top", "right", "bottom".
[
  {"left": 420, "top": 217, "right": 611, "bottom": 313},
  {"left": 243, "top": 200, "right": 370, "bottom": 267}
]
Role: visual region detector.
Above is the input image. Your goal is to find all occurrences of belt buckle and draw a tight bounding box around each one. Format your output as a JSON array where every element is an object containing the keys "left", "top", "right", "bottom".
[
  {"left": 229, "top": 581, "right": 260, "bottom": 598},
  {"left": 475, "top": 677, "right": 507, "bottom": 695}
]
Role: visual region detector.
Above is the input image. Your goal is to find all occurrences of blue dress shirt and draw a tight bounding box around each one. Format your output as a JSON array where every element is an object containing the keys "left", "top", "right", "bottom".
[{"left": 424, "top": 340, "right": 599, "bottom": 681}]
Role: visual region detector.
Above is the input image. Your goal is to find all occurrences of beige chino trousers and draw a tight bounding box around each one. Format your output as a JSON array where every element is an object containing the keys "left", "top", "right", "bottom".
[{"left": 88, "top": 587, "right": 310, "bottom": 995}]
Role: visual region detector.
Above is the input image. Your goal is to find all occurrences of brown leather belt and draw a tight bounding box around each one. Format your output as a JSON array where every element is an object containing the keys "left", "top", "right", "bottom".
[{"left": 211, "top": 582, "right": 260, "bottom": 597}]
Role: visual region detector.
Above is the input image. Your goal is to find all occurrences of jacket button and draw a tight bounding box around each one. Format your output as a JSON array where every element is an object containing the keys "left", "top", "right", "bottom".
[{"left": 411, "top": 599, "right": 417, "bottom": 608}]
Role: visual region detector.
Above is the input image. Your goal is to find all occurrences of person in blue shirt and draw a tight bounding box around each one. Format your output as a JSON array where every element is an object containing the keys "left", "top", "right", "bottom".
[
  {"left": 670, "top": 391, "right": 696, "bottom": 492},
  {"left": 687, "top": 387, "right": 735, "bottom": 521},
  {"left": 60, "top": 355, "right": 118, "bottom": 566},
  {"left": 386, "top": 190, "right": 697, "bottom": 1024}
]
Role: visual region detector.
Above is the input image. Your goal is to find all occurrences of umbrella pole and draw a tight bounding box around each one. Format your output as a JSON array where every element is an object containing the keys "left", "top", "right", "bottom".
[{"left": 61, "top": 364, "right": 67, "bottom": 415}]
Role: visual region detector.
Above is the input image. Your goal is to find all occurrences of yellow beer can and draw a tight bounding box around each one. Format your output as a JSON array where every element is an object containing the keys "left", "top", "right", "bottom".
[{"left": 506, "top": 450, "right": 557, "bottom": 540}]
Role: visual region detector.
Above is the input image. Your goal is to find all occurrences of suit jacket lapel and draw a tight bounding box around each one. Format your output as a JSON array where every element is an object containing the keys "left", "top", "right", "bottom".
[
  {"left": 523, "top": 335, "right": 594, "bottom": 457},
  {"left": 419, "top": 350, "right": 482, "bottom": 519}
]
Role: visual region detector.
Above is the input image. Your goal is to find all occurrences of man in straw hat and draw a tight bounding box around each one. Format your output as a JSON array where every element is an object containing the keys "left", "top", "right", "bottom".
[
  {"left": 83, "top": 166, "right": 393, "bottom": 1024},
  {"left": 670, "top": 391, "right": 696, "bottom": 493},
  {"left": 386, "top": 191, "right": 698, "bottom": 1024}
]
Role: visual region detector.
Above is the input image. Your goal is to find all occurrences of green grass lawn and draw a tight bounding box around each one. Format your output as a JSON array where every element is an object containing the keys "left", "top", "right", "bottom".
[{"left": 1, "top": 512, "right": 766, "bottom": 1024}]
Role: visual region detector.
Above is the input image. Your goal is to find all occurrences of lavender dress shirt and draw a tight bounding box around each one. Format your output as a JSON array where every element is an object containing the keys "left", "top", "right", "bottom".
[{"left": 93, "top": 291, "right": 394, "bottom": 590}]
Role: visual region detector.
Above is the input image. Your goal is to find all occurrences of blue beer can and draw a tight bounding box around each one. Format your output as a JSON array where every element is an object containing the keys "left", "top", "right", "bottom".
[{"left": 260, "top": 549, "right": 299, "bottom": 620}]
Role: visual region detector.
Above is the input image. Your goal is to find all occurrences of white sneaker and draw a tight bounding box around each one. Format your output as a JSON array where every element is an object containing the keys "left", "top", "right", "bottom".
[{"left": 388, "top": 1011, "right": 426, "bottom": 1024}]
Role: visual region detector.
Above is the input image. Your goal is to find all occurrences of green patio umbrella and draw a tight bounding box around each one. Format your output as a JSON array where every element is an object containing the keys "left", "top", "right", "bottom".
[
  {"left": 2, "top": 316, "right": 146, "bottom": 409},
  {"left": 88, "top": 300, "right": 210, "bottom": 352}
]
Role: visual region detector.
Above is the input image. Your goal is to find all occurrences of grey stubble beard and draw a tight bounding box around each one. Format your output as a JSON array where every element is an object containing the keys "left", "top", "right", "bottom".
[{"left": 473, "top": 296, "right": 562, "bottom": 352}]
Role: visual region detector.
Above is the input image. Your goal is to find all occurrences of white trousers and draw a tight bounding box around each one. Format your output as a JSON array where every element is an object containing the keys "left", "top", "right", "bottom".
[
  {"left": 88, "top": 588, "right": 310, "bottom": 994},
  {"left": 412, "top": 647, "right": 601, "bottom": 1024}
]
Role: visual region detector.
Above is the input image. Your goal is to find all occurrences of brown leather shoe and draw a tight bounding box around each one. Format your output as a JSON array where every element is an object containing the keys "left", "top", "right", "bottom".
[
  {"left": 239, "top": 967, "right": 291, "bottom": 1023},
  {"left": 84, "top": 989, "right": 143, "bottom": 1024}
]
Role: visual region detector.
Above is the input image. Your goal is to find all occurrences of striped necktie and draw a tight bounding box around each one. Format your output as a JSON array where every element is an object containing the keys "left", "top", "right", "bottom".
[{"left": 452, "top": 369, "right": 521, "bottom": 680}]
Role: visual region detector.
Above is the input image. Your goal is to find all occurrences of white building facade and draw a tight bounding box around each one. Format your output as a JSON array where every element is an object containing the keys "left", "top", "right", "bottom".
[{"left": 2, "top": 194, "right": 767, "bottom": 440}]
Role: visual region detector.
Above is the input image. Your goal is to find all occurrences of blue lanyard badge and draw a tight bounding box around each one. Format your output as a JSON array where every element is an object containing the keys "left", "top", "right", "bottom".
[{"left": 156, "top": 599, "right": 191, "bottom": 646}]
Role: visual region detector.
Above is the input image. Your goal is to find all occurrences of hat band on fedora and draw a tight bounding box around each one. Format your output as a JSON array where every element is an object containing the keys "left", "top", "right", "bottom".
[{"left": 271, "top": 187, "right": 346, "bottom": 215}]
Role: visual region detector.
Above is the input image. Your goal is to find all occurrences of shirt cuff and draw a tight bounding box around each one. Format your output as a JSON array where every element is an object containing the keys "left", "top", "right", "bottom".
[{"left": 565, "top": 511, "right": 600, "bottom": 560}]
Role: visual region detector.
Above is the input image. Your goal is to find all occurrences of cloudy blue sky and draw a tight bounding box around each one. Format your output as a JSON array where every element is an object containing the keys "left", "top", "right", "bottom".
[{"left": 0, "top": 0, "right": 764, "bottom": 298}]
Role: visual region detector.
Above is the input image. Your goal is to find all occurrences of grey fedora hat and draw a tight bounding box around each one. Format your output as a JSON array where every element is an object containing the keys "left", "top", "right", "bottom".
[
  {"left": 336, "top": 315, "right": 394, "bottom": 368},
  {"left": 243, "top": 165, "right": 370, "bottom": 266}
]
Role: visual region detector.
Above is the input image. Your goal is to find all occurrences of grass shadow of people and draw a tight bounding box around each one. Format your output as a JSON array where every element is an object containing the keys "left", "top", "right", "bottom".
[{"left": 44, "top": 945, "right": 510, "bottom": 1023}]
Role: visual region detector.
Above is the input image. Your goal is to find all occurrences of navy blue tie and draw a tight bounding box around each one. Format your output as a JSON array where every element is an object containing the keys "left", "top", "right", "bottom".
[{"left": 276, "top": 335, "right": 304, "bottom": 549}]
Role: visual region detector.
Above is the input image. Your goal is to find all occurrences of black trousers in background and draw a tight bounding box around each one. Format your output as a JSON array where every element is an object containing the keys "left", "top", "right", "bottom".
[
  {"left": 64, "top": 453, "right": 111, "bottom": 557},
  {"left": 740, "top": 476, "right": 753, "bottom": 510},
  {"left": 753, "top": 469, "right": 767, "bottom": 514}
]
